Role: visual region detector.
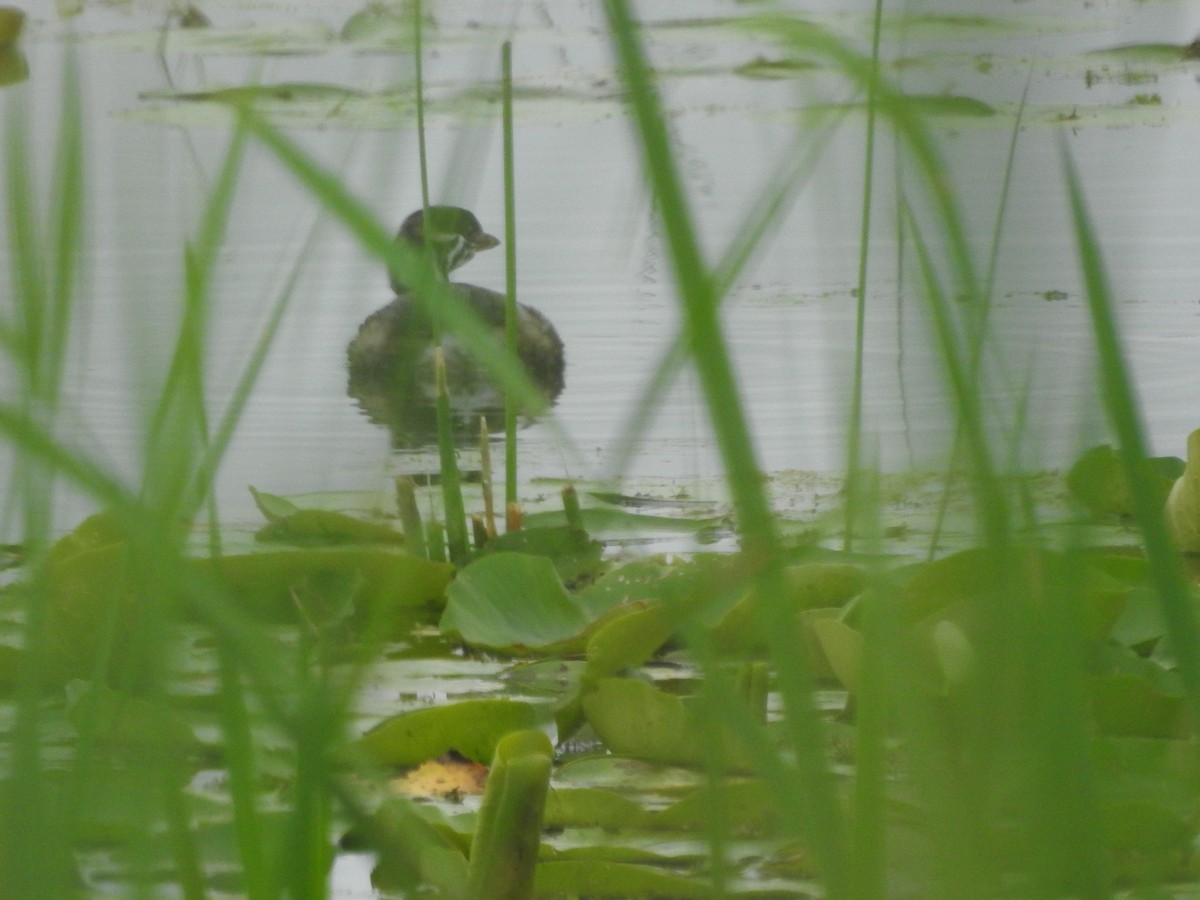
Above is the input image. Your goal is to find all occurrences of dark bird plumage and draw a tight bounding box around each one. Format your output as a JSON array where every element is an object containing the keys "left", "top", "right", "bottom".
[{"left": 346, "top": 207, "right": 565, "bottom": 445}]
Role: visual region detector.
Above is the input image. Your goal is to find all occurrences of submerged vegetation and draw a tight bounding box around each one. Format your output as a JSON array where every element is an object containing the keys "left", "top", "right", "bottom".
[{"left": 3, "top": 1, "right": 1200, "bottom": 897}]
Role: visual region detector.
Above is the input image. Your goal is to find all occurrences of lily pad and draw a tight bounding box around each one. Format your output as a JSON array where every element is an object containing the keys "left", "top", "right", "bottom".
[
  {"left": 1091, "top": 672, "right": 1188, "bottom": 739},
  {"left": 584, "top": 601, "right": 679, "bottom": 681},
  {"left": 249, "top": 486, "right": 300, "bottom": 522},
  {"left": 440, "top": 552, "right": 600, "bottom": 653},
  {"left": 575, "top": 554, "right": 749, "bottom": 623},
  {"left": 479, "top": 526, "right": 604, "bottom": 586},
  {"left": 808, "top": 617, "right": 863, "bottom": 694},
  {"left": 367, "top": 798, "right": 469, "bottom": 895},
  {"left": 581, "top": 677, "right": 753, "bottom": 770},
  {"left": 534, "top": 859, "right": 712, "bottom": 898},
  {"left": 897, "top": 546, "right": 1129, "bottom": 637},
  {"left": 254, "top": 509, "right": 404, "bottom": 547},
  {"left": 354, "top": 699, "right": 545, "bottom": 767},
  {"left": 206, "top": 547, "right": 452, "bottom": 618},
  {"left": 711, "top": 562, "right": 867, "bottom": 653},
  {"left": 0, "top": 9, "right": 21, "bottom": 49},
  {"left": 543, "top": 787, "right": 650, "bottom": 829},
  {"left": 66, "top": 681, "right": 200, "bottom": 755},
  {"left": 652, "top": 779, "right": 780, "bottom": 833},
  {"left": 1066, "top": 444, "right": 1182, "bottom": 517}
]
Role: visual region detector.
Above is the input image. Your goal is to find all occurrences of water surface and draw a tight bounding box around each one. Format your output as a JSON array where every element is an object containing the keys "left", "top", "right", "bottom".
[{"left": 3, "top": 0, "right": 1200, "bottom": 534}]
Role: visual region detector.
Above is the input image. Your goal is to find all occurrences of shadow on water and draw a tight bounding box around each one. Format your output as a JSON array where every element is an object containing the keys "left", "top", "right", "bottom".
[{"left": 344, "top": 206, "right": 565, "bottom": 449}]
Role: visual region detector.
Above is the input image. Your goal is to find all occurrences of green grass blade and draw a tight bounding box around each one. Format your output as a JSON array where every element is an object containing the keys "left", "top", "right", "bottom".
[
  {"left": 1062, "top": 143, "right": 1200, "bottom": 717},
  {"left": 3, "top": 60, "right": 79, "bottom": 898},
  {"left": 502, "top": 40, "right": 519, "bottom": 509},
  {"left": 842, "top": 0, "right": 885, "bottom": 552},
  {"left": 603, "top": 2, "right": 849, "bottom": 893},
  {"left": 434, "top": 349, "right": 469, "bottom": 561},
  {"left": 414, "top": 0, "right": 429, "bottom": 209}
]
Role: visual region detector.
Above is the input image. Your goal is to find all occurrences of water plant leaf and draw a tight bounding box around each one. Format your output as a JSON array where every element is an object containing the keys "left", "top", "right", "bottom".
[
  {"left": 1090, "top": 673, "right": 1188, "bottom": 739},
  {"left": 37, "top": 517, "right": 452, "bottom": 677},
  {"left": 354, "top": 699, "right": 544, "bottom": 767},
  {"left": 248, "top": 486, "right": 299, "bottom": 522},
  {"left": 553, "top": 755, "right": 702, "bottom": 794},
  {"left": 1102, "top": 799, "right": 1193, "bottom": 882},
  {"left": 897, "top": 546, "right": 1129, "bottom": 637},
  {"left": 440, "top": 552, "right": 590, "bottom": 652},
  {"left": 905, "top": 93, "right": 996, "bottom": 117},
  {"left": 575, "top": 554, "right": 748, "bottom": 622},
  {"left": 581, "top": 677, "right": 751, "bottom": 769},
  {"left": 1086, "top": 43, "right": 1194, "bottom": 63},
  {"left": 254, "top": 509, "right": 404, "bottom": 547},
  {"left": 584, "top": 601, "right": 678, "bottom": 680},
  {"left": 66, "top": 681, "right": 200, "bottom": 754},
  {"left": 1108, "top": 586, "right": 1169, "bottom": 651},
  {"left": 1067, "top": 444, "right": 1183, "bottom": 517},
  {"left": 340, "top": 3, "right": 413, "bottom": 44},
  {"left": 533, "top": 859, "right": 711, "bottom": 898},
  {"left": 479, "top": 526, "right": 604, "bottom": 586},
  {"left": 206, "top": 547, "right": 452, "bottom": 619},
  {"left": 711, "top": 562, "right": 867, "bottom": 652},
  {"left": 809, "top": 617, "right": 863, "bottom": 694},
  {"left": 0, "top": 47, "right": 26, "bottom": 87},
  {"left": 1166, "top": 429, "right": 1200, "bottom": 553},
  {"left": 45, "top": 510, "right": 125, "bottom": 565},
  {"left": 543, "top": 787, "right": 649, "bottom": 829},
  {"left": 367, "top": 798, "right": 469, "bottom": 895},
  {"left": 734, "top": 55, "right": 819, "bottom": 79},
  {"left": 523, "top": 505, "right": 724, "bottom": 535},
  {"left": 464, "top": 729, "right": 554, "bottom": 900},
  {"left": 0, "top": 7, "right": 23, "bottom": 49}
]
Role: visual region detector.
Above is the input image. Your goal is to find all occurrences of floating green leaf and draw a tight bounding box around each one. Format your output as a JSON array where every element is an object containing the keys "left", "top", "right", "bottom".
[
  {"left": 581, "top": 677, "right": 752, "bottom": 769},
  {"left": 206, "top": 547, "right": 452, "bottom": 618},
  {"left": 543, "top": 787, "right": 649, "bottom": 830},
  {"left": 249, "top": 486, "right": 300, "bottom": 522},
  {"left": 367, "top": 798, "right": 469, "bottom": 895},
  {"left": 66, "top": 681, "right": 200, "bottom": 754},
  {"left": 440, "top": 552, "right": 592, "bottom": 652},
  {"left": 653, "top": 779, "right": 777, "bottom": 833},
  {"left": 1067, "top": 444, "right": 1182, "bottom": 517},
  {"left": 711, "top": 562, "right": 866, "bottom": 652},
  {"left": 254, "top": 509, "right": 404, "bottom": 547},
  {"left": 809, "top": 617, "right": 863, "bottom": 694},
  {"left": 533, "top": 860, "right": 711, "bottom": 898},
  {"left": 0, "top": 7, "right": 22, "bottom": 49},
  {"left": 480, "top": 526, "right": 604, "bottom": 586},
  {"left": 1091, "top": 672, "right": 1187, "bottom": 739},
  {"left": 354, "top": 699, "right": 545, "bottom": 767},
  {"left": 584, "top": 601, "right": 678, "bottom": 681}
]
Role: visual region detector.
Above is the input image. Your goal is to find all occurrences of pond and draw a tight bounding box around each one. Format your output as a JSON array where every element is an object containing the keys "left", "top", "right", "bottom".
[
  {"left": 5, "top": 0, "right": 1200, "bottom": 533},
  {"left": 4, "top": 0, "right": 1200, "bottom": 897}
]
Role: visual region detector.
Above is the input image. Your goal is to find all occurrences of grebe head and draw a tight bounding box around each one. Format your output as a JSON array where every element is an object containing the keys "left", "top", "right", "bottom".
[{"left": 390, "top": 206, "right": 499, "bottom": 294}]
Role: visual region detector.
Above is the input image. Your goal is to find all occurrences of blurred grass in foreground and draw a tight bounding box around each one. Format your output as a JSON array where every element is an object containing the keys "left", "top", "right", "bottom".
[{"left": 0, "top": 4, "right": 1198, "bottom": 899}]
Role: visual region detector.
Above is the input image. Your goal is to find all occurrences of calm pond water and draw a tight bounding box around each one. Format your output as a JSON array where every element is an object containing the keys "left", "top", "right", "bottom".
[{"left": 4, "top": 0, "right": 1200, "bottom": 537}]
